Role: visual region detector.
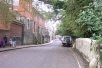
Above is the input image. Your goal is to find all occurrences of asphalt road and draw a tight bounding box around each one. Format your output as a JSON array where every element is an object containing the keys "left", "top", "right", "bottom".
[{"left": 0, "top": 39, "right": 88, "bottom": 68}]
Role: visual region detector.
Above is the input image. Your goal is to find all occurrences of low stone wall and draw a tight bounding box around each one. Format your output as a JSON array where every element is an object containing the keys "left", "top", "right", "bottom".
[{"left": 75, "top": 38, "right": 98, "bottom": 68}]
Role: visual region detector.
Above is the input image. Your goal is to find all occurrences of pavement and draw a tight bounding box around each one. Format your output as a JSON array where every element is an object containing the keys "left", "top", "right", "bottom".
[
  {"left": 0, "top": 40, "right": 53, "bottom": 52},
  {"left": 0, "top": 39, "right": 89, "bottom": 68},
  {"left": 0, "top": 39, "right": 81, "bottom": 68}
]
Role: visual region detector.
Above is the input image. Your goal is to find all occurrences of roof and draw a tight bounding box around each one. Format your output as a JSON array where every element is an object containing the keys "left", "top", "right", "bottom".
[
  {"left": 12, "top": 20, "right": 24, "bottom": 26},
  {"left": 0, "top": 28, "right": 9, "bottom": 31}
]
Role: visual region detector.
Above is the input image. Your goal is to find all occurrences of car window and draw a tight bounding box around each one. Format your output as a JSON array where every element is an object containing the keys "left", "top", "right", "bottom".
[{"left": 64, "top": 37, "right": 70, "bottom": 40}]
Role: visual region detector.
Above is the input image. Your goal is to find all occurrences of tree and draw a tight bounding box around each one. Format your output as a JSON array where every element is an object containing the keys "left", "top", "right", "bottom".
[
  {"left": 55, "top": 0, "right": 93, "bottom": 38},
  {"left": 0, "top": 0, "right": 33, "bottom": 28},
  {"left": 35, "top": 0, "right": 100, "bottom": 38},
  {"left": 76, "top": 2, "right": 102, "bottom": 39},
  {"left": 0, "top": 0, "right": 14, "bottom": 28}
]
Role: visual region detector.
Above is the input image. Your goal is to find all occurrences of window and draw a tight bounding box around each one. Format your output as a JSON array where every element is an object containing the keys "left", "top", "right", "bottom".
[
  {"left": 36, "top": 16, "right": 38, "bottom": 20},
  {"left": 16, "top": 15, "right": 20, "bottom": 21},
  {"left": 20, "top": 16, "right": 24, "bottom": 22},
  {"left": 28, "top": 2, "right": 30, "bottom": 11},
  {"left": 16, "top": 37, "right": 20, "bottom": 41},
  {"left": 27, "top": 19, "right": 30, "bottom": 29},
  {"left": 38, "top": 26, "right": 40, "bottom": 33},
  {"left": 34, "top": 22, "right": 35, "bottom": 32},
  {"left": 33, "top": 22, "right": 35, "bottom": 33}
]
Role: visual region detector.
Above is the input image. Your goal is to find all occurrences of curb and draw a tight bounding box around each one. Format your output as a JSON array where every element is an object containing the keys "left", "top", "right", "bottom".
[
  {"left": 0, "top": 40, "right": 54, "bottom": 52},
  {"left": 0, "top": 45, "right": 38, "bottom": 52},
  {"left": 71, "top": 48, "right": 89, "bottom": 68}
]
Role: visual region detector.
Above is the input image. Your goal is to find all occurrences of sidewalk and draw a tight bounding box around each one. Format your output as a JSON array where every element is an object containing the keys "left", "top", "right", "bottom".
[
  {"left": 0, "top": 40, "right": 54, "bottom": 52},
  {"left": 0, "top": 45, "right": 38, "bottom": 52}
]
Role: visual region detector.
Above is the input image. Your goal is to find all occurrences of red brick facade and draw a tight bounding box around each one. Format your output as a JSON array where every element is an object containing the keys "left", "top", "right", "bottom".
[
  {"left": 10, "top": 22, "right": 23, "bottom": 45},
  {"left": 10, "top": 24, "right": 22, "bottom": 37},
  {"left": 0, "top": 0, "right": 47, "bottom": 45},
  {"left": 0, "top": 30, "right": 10, "bottom": 42}
]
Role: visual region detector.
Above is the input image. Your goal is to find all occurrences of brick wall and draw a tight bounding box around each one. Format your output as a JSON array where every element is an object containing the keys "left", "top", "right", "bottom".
[
  {"left": 10, "top": 22, "right": 23, "bottom": 45},
  {"left": 0, "top": 30, "right": 10, "bottom": 42}
]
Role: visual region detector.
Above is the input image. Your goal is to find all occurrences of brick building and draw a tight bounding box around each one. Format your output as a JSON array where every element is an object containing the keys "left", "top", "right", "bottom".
[
  {"left": 10, "top": 21, "right": 24, "bottom": 45},
  {"left": 0, "top": 15, "right": 23, "bottom": 46},
  {"left": 0, "top": 0, "right": 49, "bottom": 46},
  {"left": 0, "top": 0, "right": 24, "bottom": 45},
  {"left": 33, "top": 8, "right": 49, "bottom": 44},
  {"left": 13, "top": 0, "right": 48, "bottom": 44},
  {"left": 13, "top": 0, "right": 37, "bottom": 45}
]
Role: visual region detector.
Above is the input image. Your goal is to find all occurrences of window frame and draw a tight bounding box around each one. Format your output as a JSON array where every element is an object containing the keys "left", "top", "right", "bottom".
[{"left": 27, "top": 18, "right": 30, "bottom": 29}]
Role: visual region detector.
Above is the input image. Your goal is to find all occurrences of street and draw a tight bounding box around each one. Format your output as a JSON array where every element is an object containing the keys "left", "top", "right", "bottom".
[{"left": 0, "top": 39, "right": 88, "bottom": 68}]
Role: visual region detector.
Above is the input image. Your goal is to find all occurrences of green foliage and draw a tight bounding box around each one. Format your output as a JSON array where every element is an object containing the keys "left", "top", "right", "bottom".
[
  {"left": 95, "top": 38, "right": 102, "bottom": 66},
  {"left": 94, "top": 0, "right": 102, "bottom": 65},
  {"left": 32, "top": 8, "right": 45, "bottom": 19},
  {"left": 99, "top": 49, "right": 102, "bottom": 64},
  {"left": 55, "top": 0, "right": 93, "bottom": 37},
  {"left": 65, "top": 0, "right": 93, "bottom": 17},
  {"left": 41, "top": 0, "right": 66, "bottom": 14},
  {"left": 0, "top": 0, "right": 33, "bottom": 28},
  {"left": 96, "top": 38, "right": 102, "bottom": 47},
  {"left": 53, "top": 1, "right": 65, "bottom": 10},
  {"left": 55, "top": 27, "right": 62, "bottom": 35},
  {"left": 76, "top": 3, "right": 102, "bottom": 39},
  {"left": 0, "top": 1, "right": 14, "bottom": 28},
  {"left": 56, "top": 15, "right": 76, "bottom": 36}
]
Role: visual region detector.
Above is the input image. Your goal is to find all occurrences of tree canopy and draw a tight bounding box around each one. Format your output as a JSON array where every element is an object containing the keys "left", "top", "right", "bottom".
[
  {"left": 56, "top": 0, "right": 102, "bottom": 40},
  {"left": 0, "top": 0, "right": 14, "bottom": 28},
  {"left": 40, "top": 0, "right": 102, "bottom": 39}
]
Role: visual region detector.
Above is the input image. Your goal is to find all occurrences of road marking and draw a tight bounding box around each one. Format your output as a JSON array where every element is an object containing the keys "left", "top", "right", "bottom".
[{"left": 70, "top": 48, "right": 82, "bottom": 68}]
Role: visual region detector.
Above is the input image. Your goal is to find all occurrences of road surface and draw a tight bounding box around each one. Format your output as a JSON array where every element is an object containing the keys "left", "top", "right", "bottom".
[{"left": 0, "top": 39, "right": 88, "bottom": 68}]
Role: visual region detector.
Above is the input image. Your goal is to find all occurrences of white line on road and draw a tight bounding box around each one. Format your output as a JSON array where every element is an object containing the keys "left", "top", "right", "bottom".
[{"left": 70, "top": 48, "right": 82, "bottom": 68}]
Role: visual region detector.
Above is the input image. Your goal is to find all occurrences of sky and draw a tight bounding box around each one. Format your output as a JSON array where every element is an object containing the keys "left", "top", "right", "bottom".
[
  {"left": 34, "top": 0, "right": 38, "bottom": 1},
  {"left": 9, "top": 0, "right": 19, "bottom": 6},
  {"left": 33, "top": 0, "right": 53, "bottom": 12}
]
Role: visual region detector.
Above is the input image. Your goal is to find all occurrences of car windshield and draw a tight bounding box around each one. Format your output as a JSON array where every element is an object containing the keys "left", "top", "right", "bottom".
[{"left": 64, "top": 37, "right": 70, "bottom": 40}]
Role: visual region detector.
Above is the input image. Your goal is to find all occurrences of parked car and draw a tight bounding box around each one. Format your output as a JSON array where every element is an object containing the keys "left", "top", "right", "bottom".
[{"left": 61, "top": 36, "right": 73, "bottom": 47}]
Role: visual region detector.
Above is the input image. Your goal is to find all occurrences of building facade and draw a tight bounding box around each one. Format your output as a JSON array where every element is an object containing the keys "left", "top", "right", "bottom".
[
  {"left": 13, "top": 0, "right": 49, "bottom": 44},
  {"left": 0, "top": 0, "right": 49, "bottom": 46}
]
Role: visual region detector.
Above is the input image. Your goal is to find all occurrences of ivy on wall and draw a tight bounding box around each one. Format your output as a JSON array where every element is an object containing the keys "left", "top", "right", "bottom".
[
  {"left": 0, "top": 0, "right": 14, "bottom": 28},
  {"left": 32, "top": 8, "right": 45, "bottom": 20}
]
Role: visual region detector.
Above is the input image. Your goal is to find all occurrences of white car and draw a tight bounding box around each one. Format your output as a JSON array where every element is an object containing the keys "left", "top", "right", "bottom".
[{"left": 61, "top": 36, "right": 72, "bottom": 47}]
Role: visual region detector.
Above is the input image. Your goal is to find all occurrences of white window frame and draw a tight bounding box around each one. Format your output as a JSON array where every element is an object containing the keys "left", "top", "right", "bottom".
[
  {"left": 28, "top": 2, "right": 30, "bottom": 11},
  {"left": 16, "top": 15, "right": 20, "bottom": 21},
  {"left": 27, "top": 18, "right": 30, "bottom": 29}
]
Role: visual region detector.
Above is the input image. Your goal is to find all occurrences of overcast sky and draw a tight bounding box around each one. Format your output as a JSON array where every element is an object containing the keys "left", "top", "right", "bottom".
[
  {"left": 33, "top": 0, "right": 53, "bottom": 12},
  {"left": 13, "top": 0, "right": 19, "bottom": 6}
]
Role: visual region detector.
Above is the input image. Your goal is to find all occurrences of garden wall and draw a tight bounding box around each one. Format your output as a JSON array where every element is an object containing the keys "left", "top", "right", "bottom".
[{"left": 75, "top": 38, "right": 98, "bottom": 68}]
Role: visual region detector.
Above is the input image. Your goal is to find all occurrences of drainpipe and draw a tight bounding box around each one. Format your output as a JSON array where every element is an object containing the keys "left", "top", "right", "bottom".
[{"left": 21, "top": 24, "right": 24, "bottom": 45}]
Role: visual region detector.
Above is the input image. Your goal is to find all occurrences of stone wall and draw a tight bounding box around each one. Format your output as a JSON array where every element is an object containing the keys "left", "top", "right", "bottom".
[
  {"left": 75, "top": 38, "right": 91, "bottom": 61},
  {"left": 75, "top": 38, "right": 98, "bottom": 68},
  {"left": 23, "top": 18, "right": 37, "bottom": 45}
]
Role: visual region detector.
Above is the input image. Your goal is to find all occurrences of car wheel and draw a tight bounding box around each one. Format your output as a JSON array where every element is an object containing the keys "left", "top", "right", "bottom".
[{"left": 62, "top": 43, "right": 65, "bottom": 47}]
